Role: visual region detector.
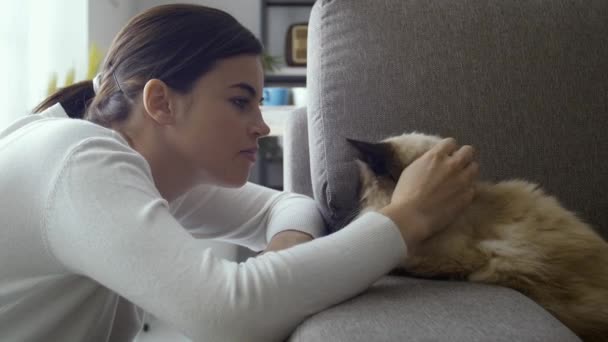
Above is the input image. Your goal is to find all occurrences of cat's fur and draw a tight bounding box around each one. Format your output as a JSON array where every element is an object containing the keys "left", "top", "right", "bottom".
[{"left": 349, "top": 132, "right": 608, "bottom": 342}]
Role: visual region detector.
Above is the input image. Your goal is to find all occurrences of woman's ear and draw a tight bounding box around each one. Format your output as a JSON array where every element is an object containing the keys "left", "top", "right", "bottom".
[{"left": 142, "top": 79, "right": 175, "bottom": 125}]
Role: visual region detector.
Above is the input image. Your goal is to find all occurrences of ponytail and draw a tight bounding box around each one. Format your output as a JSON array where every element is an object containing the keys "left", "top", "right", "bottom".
[{"left": 32, "top": 80, "right": 95, "bottom": 119}]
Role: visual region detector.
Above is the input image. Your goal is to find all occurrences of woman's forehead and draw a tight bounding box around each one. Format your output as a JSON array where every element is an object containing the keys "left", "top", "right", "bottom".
[{"left": 199, "top": 55, "right": 263, "bottom": 91}]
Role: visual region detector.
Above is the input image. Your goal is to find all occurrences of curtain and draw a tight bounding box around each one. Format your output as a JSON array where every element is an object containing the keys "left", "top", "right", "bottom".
[{"left": 0, "top": 0, "right": 88, "bottom": 129}]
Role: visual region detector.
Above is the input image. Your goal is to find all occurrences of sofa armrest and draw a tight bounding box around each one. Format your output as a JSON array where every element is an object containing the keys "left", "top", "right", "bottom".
[
  {"left": 282, "top": 107, "right": 313, "bottom": 198},
  {"left": 288, "top": 276, "right": 581, "bottom": 342}
]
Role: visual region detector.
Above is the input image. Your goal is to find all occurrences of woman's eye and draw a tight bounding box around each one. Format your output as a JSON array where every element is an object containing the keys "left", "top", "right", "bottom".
[{"left": 231, "top": 98, "right": 249, "bottom": 109}]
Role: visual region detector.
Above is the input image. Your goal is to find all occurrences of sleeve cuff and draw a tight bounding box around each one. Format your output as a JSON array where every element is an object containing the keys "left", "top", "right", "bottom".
[{"left": 265, "top": 193, "right": 327, "bottom": 242}]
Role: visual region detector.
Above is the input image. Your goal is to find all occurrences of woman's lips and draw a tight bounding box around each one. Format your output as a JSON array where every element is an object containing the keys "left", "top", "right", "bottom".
[{"left": 240, "top": 149, "right": 257, "bottom": 162}]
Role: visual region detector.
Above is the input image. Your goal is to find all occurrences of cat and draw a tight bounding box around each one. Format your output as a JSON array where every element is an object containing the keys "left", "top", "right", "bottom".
[{"left": 348, "top": 132, "right": 608, "bottom": 342}]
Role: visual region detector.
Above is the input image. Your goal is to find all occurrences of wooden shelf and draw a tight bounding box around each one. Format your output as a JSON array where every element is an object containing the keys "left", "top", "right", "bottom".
[
  {"left": 265, "top": 75, "right": 306, "bottom": 85},
  {"left": 261, "top": 105, "right": 298, "bottom": 136},
  {"left": 265, "top": 66, "right": 306, "bottom": 85},
  {"left": 261, "top": 105, "right": 298, "bottom": 111},
  {"left": 267, "top": 66, "right": 306, "bottom": 76},
  {"left": 266, "top": 1, "right": 315, "bottom": 7}
]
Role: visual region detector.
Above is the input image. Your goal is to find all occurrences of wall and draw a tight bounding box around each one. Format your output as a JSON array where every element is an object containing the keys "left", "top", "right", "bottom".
[
  {"left": 88, "top": 0, "right": 262, "bottom": 56},
  {"left": 135, "top": 0, "right": 261, "bottom": 37},
  {"left": 88, "top": 0, "right": 136, "bottom": 54},
  {"left": 87, "top": 0, "right": 311, "bottom": 72}
]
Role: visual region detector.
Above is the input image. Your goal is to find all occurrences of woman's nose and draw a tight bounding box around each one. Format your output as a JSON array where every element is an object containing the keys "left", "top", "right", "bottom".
[
  {"left": 252, "top": 114, "right": 271, "bottom": 137},
  {"left": 257, "top": 120, "right": 271, "bottom": 137}
]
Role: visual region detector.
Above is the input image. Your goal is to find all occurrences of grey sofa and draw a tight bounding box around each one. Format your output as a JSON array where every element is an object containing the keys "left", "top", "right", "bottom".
[{"left": 284, "top": 0, "right": 608, "bottom": 341}]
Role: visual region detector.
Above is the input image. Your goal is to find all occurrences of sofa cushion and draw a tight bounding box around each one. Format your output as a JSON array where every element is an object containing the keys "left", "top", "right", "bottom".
[
  {"left": 288, "top": 276, "right": 580, "bottom": 342},
  {"left": 307, "top": 0, "right": 608, "bottom": 236},
  {"left": 283, "top": 107, "right": 314, "bottom": 198}
]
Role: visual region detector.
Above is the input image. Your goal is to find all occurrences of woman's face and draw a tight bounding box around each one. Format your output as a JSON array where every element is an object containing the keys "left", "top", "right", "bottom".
[{"left": 168, "top": 54, "right": 269, "bottom": 187}]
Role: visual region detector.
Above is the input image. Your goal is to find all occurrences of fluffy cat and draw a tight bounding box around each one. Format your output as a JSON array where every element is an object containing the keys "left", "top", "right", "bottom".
[{"left": 348, "top": 132, "right": 608, "bottom": 342}]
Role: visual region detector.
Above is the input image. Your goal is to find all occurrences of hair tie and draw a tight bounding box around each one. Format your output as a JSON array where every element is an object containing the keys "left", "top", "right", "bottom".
[{"left": 92, "top": 73, "right": 102, "bottom": 94}]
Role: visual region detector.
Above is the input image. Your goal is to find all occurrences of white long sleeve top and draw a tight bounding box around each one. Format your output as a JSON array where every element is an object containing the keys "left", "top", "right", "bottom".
[{"left": 0, "top": 104, "right": 407, "bottom": 342}]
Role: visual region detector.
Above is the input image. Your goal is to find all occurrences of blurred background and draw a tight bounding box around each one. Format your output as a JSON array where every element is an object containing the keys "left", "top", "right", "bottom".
[{"left": 0, "top": 0, "right": 311, "bottom": 127}]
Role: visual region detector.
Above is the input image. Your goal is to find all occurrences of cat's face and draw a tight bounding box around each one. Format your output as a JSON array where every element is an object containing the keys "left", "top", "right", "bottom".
[{"left": 348, "top": 132, "right": 443, "bottom": 211}]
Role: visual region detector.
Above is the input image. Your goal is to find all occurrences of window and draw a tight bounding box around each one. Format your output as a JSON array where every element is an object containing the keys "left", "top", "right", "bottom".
[{"left": 0, "top": 0, "right": 88, "bottom": 128}]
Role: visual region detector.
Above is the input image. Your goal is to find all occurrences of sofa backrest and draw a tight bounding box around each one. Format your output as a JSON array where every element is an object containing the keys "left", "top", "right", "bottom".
[
  {"left": 307, "top": 0, "right": 608, "bottom": 238},
  {"left": 283, "top": 107, "right": 314, "bottom": 198}
]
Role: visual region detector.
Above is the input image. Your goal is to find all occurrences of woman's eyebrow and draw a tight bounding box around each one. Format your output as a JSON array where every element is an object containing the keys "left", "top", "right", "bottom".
[{"left": 228, "top": 82, "right": 257, "bottom": 97}]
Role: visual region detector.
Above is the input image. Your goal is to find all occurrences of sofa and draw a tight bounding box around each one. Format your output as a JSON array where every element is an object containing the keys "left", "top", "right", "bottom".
[{"left": 283, "top": 0, "right": 608, "bottom": 341}]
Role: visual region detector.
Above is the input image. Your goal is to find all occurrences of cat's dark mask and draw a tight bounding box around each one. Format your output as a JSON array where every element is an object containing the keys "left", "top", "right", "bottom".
[{"left": 346, "top": 138, "right": 404, "bottom": 182}]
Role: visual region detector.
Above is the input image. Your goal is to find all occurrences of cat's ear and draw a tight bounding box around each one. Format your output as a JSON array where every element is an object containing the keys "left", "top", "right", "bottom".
[
  {"left": 354, "top": 159, "right": 377, "bottom": 189},
  {"left": 347, "top": 138, "right": 396, "bottom": 179}
]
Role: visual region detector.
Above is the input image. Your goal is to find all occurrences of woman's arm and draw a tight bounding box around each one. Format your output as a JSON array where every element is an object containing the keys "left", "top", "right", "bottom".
[
  {"left": 262, "top": 229, "right": 314, "bottom": 254},
  {"left": 169, "top": 182, "right": 326, "bottom": 251},
  {"left": 44, "top": 136, "right": 407, "bottom": 341}
]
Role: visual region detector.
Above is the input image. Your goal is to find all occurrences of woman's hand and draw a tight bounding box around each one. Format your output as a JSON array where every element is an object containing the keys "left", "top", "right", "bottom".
[
  {"left": 260, "top": 230, "right": 314, "bottom": 254},
  {"left": 380, "top": 138, "right": 479, "bottom": 251}
]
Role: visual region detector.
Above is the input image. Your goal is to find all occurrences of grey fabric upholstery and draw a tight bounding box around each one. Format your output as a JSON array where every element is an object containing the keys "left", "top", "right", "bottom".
[
  {"left": 306, "top": 0, "right": 608, "bottom": 237},
  {"left": 282, "top": 107, "right": 313, "bottom": 198},
  {"left": 288, "top": 276, "right": 580, "bottom": 342},
  {"left": 281, "top": 0, "right": 606, "bottom": 340},
  {"left": 283, "top": 111, "right": 581, "bottom": 342}
]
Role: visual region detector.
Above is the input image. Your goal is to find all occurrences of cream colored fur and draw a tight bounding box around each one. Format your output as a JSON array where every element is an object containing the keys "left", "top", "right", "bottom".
[{"left": 355, "top": 132, "right": 608, "bottom": 342}]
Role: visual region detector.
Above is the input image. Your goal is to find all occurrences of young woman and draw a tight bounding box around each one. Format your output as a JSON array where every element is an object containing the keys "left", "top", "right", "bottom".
[{"left": 0, "top": 4, "right": 478, "bottom": 341}]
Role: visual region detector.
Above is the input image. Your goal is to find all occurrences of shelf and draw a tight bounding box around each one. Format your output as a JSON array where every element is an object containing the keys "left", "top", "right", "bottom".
[
  {"left": 261, "top": 105, "right": 298, "bottom": 136},
  {"left": 265, "top": 75, "right": 306, "bottom": 85},
  {"left": 267, "top": 66, "right": 306, "bottom": 76},
  {"left": 266, "top": 1, "right": 315, "bottom": 7},
  {"left": 265, "top": 66, "right": 307, "bottom": 85},
  {"left": 261, "top": 105, "right": 298, "bottom": 112}
]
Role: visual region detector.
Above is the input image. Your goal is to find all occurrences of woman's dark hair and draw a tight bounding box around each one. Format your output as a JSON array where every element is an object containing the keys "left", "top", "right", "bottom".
[{"left": 33, "top": 4, "right": 263, "bottom": 126}]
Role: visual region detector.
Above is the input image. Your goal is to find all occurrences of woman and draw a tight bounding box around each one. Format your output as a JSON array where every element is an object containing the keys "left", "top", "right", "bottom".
[{"left": 0, "top": 4, "right": 478, "bottom": 341}]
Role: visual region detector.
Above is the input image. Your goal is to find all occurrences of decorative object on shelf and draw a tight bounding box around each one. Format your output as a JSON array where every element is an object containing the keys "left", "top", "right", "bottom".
[
  {"left": 262, "top": 51, "right": 282, "bottom": 72},
  {"left": 263, "top": 87, "right": 290, "bottom": 106},
  {"left": 285, "top": 23, "right": 308, "bottom": 66}
]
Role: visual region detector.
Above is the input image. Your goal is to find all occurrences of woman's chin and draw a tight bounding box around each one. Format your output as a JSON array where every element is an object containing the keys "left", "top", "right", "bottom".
[
  {"left": 196, "top": 168, "right": 250, "bottom": 188},
  {"left": 216, "top": 174, "right": 250, "bottom": 188}
]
